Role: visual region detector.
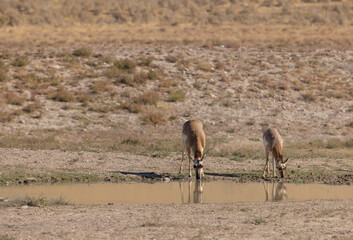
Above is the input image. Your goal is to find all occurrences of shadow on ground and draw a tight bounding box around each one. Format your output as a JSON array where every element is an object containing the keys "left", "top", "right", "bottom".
[{"left": 109, "top": 171, "right": 163, "bottom": 179}]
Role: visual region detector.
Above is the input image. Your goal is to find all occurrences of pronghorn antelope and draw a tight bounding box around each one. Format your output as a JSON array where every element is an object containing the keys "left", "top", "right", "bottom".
[
  {"left": 180, "top": 120, "right": 206, "bottom": 179},
  {"left": 263, "top": 128, "right": 288, "bottom": 178}
]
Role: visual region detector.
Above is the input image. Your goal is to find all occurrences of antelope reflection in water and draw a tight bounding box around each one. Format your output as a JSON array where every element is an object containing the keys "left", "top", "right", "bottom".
[
  {"left": 263, "top": 182, "right": 288, "bottom": 202},
  {"left": 179, "top": 181, "right": 204, "bottom": 203}
]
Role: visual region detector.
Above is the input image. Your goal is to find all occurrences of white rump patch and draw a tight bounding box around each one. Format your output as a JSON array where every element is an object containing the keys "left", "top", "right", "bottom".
[
  {"left": 263, "top": 136, "right": 268, "bottom": 148},
  {"left": 182, "top": 134, "right": 188, "bottom": 143}
]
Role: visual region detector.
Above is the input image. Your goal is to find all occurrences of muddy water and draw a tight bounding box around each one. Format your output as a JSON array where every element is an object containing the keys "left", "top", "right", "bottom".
[{"left": 1, "top": 181, "right": 353, "bottom": 205}]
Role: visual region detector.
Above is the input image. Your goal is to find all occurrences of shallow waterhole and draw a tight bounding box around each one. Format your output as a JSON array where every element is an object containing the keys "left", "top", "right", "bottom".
[{"left": 1, "top": 181, "right": 353, "bottom": 205}]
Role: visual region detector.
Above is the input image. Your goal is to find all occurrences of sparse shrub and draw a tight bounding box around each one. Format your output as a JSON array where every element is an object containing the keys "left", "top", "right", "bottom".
[
  {"left": 139, "top": 56, "right": 153, "bottom": 67},
  {"left": 166, "top": 55, "right": 178, "bottom": 63},
  {"left": 49, "top": 86, "right": 75, "bottom": 102},
  {"left": 302, "top": 92, "right": 316, "bottom": 102},
  {"left": 121, "top": 138, "right": 141, "bottom": 145},
  {"left": 88, "top": 104, "right": 113, "bottom": 113},
  {"left": 6, "top": 92, "right": 25, "bottom": 106},
  {"left": 132, "top": 72, "right": 149, "bottom": 86},
  {"left": 91, "top": 80, "right": 111, "bottom": 94},
  {"left": 76, "top": 91, "right": 91, "bottom": 104},
  {"left": 0, "top": 51, "right": 11, "bottom": 59},
  {"left": 0, "top": 69, "right": 8, "bottom": 82},
  {"left": 147, "top": 70, "right": 158, "bottom": 80},
  {"left": 345, "top": 139, "right": 353, "bottom": 148},
  {"left": 120, "top": 101, "right": 142, "bottom": 113},
  {"left": 114, "top": 59, "right": 136, "bottom": 71},
  {"left": 117, "top": 74, "right": 134, "bottom": 86},
  {"left": 106, "top": 66, "right": 120, "bottom": 78},
  {"left": 143, "top": 111, "right": 167, "bottom": 125},
  {"left": 0, "top": 234, "right": 15, "bottom": 240},
  {"left": 193, "top": 81, "right": 202, "bottom": 90},
  {"left": 134, "top": 92, "right": 160, "bottom": 105},
  {"left": 222, "top": 99, "right": 233, "bottom": 107},
  {"left": 72, "top": 47, "right": 92, "bottom": 57},
  {"left": 246, "top": 120, "right": 255, "bottom": 126},
  {"left": 12, "top": 57, "right": 29, "bottom": 67},
  {"left": 220, "top": 75, "right": 231, "bottom": 83},
  {"left": 215, "top": 61, "right": 226, "bottom": 70},
  {"left": 1, "top": 195, "right": 69, "bottom": 207},
  {"left": 0, "top": 111, "right": 14, "bottom": 122},
  {"left": 169, "top": 90, "right": 185, "bottom": 102},
  {"left": 347, "top": 121, "right": 353, "bottom": 128},
  {"left": 197, "top": 62, "right": 213, "bottom": 72},
  {"left": 278, "top": 82, "right": 289, "bottom": 91},
  {"left": 22, "top": 99, "right": 41, "bottom": 113},
  {"left": 160, "top": 79, "right": 178, "bottom": 89}
]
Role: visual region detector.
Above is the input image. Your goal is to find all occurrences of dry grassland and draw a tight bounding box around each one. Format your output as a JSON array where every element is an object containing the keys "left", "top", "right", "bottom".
[{"left": 0, "top": 0, "right": 352, "bottom": 179}]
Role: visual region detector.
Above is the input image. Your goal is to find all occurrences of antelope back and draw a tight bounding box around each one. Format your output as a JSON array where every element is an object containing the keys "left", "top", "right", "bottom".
[
  {"left": 182, "top": 120, "right": 206, "bottom": 159},
  {"left": 263, "top": 128, "right": 283, "bottom": 154}
]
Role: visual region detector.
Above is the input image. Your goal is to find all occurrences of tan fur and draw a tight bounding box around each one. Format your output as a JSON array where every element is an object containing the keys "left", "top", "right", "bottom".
[
  {"left": 263, "top": 128, "right": 287, "bottom": 178},
  {"left": 180, "top": 120, "right": 206, "bottom": 179}
]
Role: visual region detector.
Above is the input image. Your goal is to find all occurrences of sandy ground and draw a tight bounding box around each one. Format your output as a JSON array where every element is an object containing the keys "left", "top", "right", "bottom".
[
  {"left": 0, "top": 147, "right": 353, "bottom": 185},
  {"left": 0, "top": 200, "right": 352, "bottom": 240}
]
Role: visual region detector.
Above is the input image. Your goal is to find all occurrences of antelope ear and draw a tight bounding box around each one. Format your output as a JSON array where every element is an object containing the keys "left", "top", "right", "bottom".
[{"left": 283, "top": 158, "right": 288, "bottom": 164}]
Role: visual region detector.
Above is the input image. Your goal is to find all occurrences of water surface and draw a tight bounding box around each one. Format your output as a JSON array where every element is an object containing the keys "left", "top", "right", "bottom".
[{"left": 1, "top": 181, "right": 353, "bottom": 204}]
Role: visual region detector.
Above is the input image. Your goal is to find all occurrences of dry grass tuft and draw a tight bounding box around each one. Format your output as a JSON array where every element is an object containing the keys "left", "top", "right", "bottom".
[
  {"left": 105, "top": 66, "right": 120, "bottom": 79},
  {"left": 302, "top": 92, "right": 317, "bottom": 102},
  {"left": 6, "top": 91, "right": 25, "bottom": 106},
  {"left": 72, "top": 47, "right": 92, "bottom": 57},
  {"left": 49, "top": 86, "right": 75, "bottom": 102},
  {"left": 166, "top": 55, "right": 178, "bottom": 63},
  {"left": 0, "top": 68, "right": 8, "bottom": 82},
  {"left": 114, "top": 59, "right": 136, "bottom": 71},
  {"left": 91, "top": 80, "right": 111, "bottom": 94},
  {"left": 134, "top": 92, "right": 160, "bottom": 106},
  {"left": 120, "top": 101, "right": 142, "bottom": 113},
  {"left": 143, "top": 111, "right": 167, "bottom": 125},
  {"left": 169, "top": 90, "right": 185, "bottom": 102},
  {"left": 22, "top": 99, "right": 42, "bottom": 113},
  {"left": 138, "top": 56, "right": 153, "bottom": 67},
  {"left": 12, "top": 57, "right": 29, "bottom": 67},
  {"left": 0, "top": 111, "right": 14, "bottom": 123}
]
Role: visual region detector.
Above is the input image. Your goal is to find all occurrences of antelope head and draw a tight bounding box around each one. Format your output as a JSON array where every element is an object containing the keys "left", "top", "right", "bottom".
[
  {"left": 276, "top": 157, "right": 288, "bottom": 178},
  {"left": 193, "top": 154, "right": 205, "bottom": 180}
]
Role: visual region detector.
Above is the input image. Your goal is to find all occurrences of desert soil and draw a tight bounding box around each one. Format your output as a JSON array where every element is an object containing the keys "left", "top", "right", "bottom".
[{"left": 0, "top": 200, "right": 352, "bottom": 240}]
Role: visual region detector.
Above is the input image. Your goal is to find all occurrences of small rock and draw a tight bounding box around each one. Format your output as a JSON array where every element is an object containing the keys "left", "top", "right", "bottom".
[
  {"left": 20, "top": 205, "right": 29, "bottom": 209},
  {"left": 0, "top": 197, "right": 6, "bottom": 202},
  {"left": 163, "top": 177, "right": 171, "bottom": 183}
]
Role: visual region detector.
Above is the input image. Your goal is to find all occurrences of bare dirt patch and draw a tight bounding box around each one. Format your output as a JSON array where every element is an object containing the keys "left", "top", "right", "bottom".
[{"left": 0, "top": 200, "right": 352, "bottom": 239}]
